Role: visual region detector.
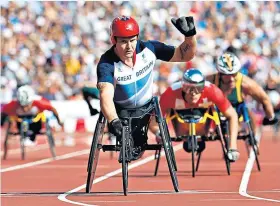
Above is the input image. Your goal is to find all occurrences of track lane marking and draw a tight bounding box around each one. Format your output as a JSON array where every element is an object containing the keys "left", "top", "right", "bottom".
[
  {"left": 1, "top": 150, "right": 89, "bottom": 173},
  {"left": 57, "top": 144, "right": 183, "bottom": 206},
  {"left": 239, "top": 134, "right": 280, "bottom": 202}
]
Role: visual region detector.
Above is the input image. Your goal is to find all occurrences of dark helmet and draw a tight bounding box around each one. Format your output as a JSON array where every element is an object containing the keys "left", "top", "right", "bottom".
[
  {"left": 110, "top": 16, "right": 139, "bottom": 44},
  {"left": 182, "top": 68, "right": 205, "bottom": 93}
]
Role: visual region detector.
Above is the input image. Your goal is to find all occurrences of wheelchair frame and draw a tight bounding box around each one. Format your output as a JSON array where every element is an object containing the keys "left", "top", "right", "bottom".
[
  {"left": 220, "top": 102, "right": 261, "bottom": 171},
  {"left": 154, "top": 106, "right": 231, "bottom": 177},
  {"left": 85, "top": 97, "right": 179, "bottom": 196},
  {"left": 2, "top": 112, "right": 56, "bottom": 160}
]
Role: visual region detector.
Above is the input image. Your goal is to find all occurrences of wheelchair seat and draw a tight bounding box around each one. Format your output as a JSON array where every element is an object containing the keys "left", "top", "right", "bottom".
[{"left": 173, "top": 108, "right": 208, "bottom": 123}]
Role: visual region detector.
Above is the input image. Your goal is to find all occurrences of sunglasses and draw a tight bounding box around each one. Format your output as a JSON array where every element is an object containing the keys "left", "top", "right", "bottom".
[{"left": 182, "top": 81, "right": 204, "bottom": 94}]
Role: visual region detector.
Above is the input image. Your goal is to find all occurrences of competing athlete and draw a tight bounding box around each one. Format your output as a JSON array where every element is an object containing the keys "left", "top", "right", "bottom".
[
  {"left": 151, "top": 69, "right": 239, "bottom": 161},
  {"left": 97, "top": 15, "right": 197, "bottom": 160},
  {"left": 1, "top": 85, "right": 63, "bottom": 146},
  {"left": 207, "top": 52, "right": 278, "bottom": 132}
]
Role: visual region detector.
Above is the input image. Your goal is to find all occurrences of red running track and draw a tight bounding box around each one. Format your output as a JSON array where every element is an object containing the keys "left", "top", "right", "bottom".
[{"left": 1, "top": 127, "right": 280, "bottom": 206}]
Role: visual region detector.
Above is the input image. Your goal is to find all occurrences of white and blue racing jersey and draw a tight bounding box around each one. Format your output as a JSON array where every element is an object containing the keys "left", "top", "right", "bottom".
[{"left": 97, "top": 40, "right": 175, "bottom": 108}]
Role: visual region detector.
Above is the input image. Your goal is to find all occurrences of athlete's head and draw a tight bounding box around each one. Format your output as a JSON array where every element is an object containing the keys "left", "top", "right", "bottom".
[
  {"left": 110, "top": 16, "right": 139, "bottom": 58},
  {"left": 17, "top": 85, "right": 35, "bottom": 109},
  {"left": 182, "top": 68, "right": 205, "bottom": 104},
  {"left": 217, "top": 52, "right": 241, "bottom": 87}
]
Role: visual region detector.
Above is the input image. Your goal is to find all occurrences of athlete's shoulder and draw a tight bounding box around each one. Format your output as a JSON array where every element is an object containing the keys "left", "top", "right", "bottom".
[{"left": 98, "top": 46, "right": 119, "bottom": 67}]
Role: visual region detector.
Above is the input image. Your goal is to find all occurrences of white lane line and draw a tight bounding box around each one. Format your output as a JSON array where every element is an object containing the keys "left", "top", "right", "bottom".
[
  {"left": 1, "top": 144, "right": 50, "bottom": 156},
  {"left": 1, "top": 150, "right": 89, "bottom": 173},
  {"left": 239, "top": 135, "right": 280, "bottom": 203},
  {"left": 57, "top": 144, "right": 182, "bottom": 206},
  {"left": 1, "top": 136, "right": 90, "bottom": 156}
]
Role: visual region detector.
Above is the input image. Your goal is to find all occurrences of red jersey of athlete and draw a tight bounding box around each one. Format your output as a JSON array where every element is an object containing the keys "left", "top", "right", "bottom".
[
  {"left": 160, "top": 81, "right": 231, "bottom": 117},
  {"left": 1, "top": 99, "right": 53, "bottom": 116}
]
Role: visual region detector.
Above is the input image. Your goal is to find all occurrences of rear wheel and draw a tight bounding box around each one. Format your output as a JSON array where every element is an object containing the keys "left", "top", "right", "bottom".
[
  {"left": 191, "top": 135, "right": 196, "bottom": 177},
  {"left": 247, "top": 122, "right": 261, "bottom": 171},
  {"left": 46, "top": 124, "right": 56, "bottom": 158},
  {"left": 122, "top": 126, "right": 129, "bottom": 196},
  {"left": 86, "top": 115, "right": 105, "bottom": 193}
]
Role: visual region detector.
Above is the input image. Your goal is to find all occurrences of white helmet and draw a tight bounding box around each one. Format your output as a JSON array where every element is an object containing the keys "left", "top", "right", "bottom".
[
  {"left": 217, "top": 52, "right": 241, "bottom": 75},
  {"left": 17, "top": 85, "right": 35, "bottom": 106}
]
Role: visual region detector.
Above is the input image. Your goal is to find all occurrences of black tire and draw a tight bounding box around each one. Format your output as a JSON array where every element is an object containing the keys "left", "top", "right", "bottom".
[
  {"left": 247, "top": 122, "right": 261, "bottom": 171},
  {"left": 219, "top": 121, "right": 231, "bottom": 175},
  {"left": 191, "top": 135, "right": 196, "bottom": 177},
  {"left": 86, "top": 116, "right": 105, "bottom": 193},
  {"left": 122, "top": 126, "right": 129, "bottom": 196},
  {"left": 46, "top": 124, "right": 56, "bottom": 158},
  {"left": 195, "top": 152, "right": 202, "bottom": 172},
  {"left": 164, "top": 120, "right": 177, "bottom": 171},
  {"left": 160, "top": 125, "right": 179, "bottom": 192}
]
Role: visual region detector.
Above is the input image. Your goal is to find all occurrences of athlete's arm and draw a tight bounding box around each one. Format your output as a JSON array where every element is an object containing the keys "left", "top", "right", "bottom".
[
  {"left": 97, "top": 61, "right": 118, "bottom": 123},
  {"left": 97, "top": 82, "right": 118, "bottom": 123},
  {"left": 36, "top": 100, "right": 63, "bottom": 125},
  {"left": 242, "top": 75, "right": 275, "bottom": 119},
  {"left": 169, "top": 36, "right": 196, "bottom": 62},
  {"left": 208, "top": 84, "right": 238, "bottom": 150},
  {"left": 223, "top": 106, "right": 239, "bottom": 150}
]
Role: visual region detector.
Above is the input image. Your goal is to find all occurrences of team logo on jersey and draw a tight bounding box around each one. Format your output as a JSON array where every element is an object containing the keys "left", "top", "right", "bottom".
[{"left": 141, "top": 53, "right": 147, "bottom": 63}]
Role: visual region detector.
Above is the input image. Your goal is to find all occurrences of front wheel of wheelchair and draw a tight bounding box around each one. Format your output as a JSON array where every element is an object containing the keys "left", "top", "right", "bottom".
[
  {"left": 86, "top": 116, "right": 105, "bottom": 193},
  {"left": 46, "top": 124, "right": 56, "bottom": 158},
  {"left": 122, "top": 126, "right": 130, "bottom": 196},
  {"left": 247, "top": 122, "right": 261, "bottom": 171}
]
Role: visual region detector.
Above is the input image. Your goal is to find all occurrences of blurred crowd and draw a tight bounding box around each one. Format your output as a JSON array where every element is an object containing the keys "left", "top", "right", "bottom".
[{"left": 1, "top": 1, "right": 280, "bottom": 104}]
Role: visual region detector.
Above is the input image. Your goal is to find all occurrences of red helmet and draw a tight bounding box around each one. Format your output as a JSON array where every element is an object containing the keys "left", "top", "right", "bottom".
[{"left": 110, "top": 16, "right": 139, "bottom": 44}]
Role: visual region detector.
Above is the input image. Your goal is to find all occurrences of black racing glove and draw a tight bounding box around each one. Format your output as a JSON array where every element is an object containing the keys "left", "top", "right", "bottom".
[
  {"left": 108, "top": 118, "right": 123, "bottom": 138},
  {"left": 262, "top": 116, "right": 279, "bottom": 126},
  {"left": 171, "top": 16, "right": 196, "bottom": 37}
]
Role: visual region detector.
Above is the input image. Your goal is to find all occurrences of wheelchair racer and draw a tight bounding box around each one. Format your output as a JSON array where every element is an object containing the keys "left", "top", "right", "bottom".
[
  {"left": 207, "top": 52, "right": 278, "bottom": 133},
  {"left": 152, "top": 68, "right": 239, "bottom": 161},
  {"left": 1, "top": 85, "right": 63, "bottom": 146},
  {"left": 97, "top": 15, "right": 197, "bottom": 160}
]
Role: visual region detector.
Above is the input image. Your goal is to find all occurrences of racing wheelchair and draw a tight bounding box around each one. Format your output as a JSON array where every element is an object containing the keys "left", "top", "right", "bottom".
[
  {"left": 2, "top": 112, "right": 56, "bottom": 160},
  {"left": 86, "top": 97, "right": 179, "bottom": 196},
  {"left": 219, "top": 102, "right": 261, "bottom": 171},
  {"left": 154, "top": 106, "right": 231, "bottom": 177}
]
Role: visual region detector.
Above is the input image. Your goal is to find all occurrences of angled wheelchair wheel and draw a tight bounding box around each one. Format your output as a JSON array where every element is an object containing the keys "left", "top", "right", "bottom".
[
  {"left": 191, "top": 135, "right": 196, "bottom": 177},
  {"left": 247, "top": 121, "right": 261, "bottom": 171},
  {"left": 122, "top": 126, "right": 130, "bottom": 196},
  {"left": 20, "top": 122, "right": 27, "bottom": 160},
  {"left": 3, "top": 121, "right": 12, "bottom": 160},
  {"left": 46, "top": 123, "right": 56, "bottom": 158},
  {"left": 86, "top": 114, "right": 106, "bottom": 193},
  {"left": 195, "top": 151, "right": 202, "bottom": 172},
  {"left": 217, "top": 124, "right": 230, "bottom": 175},
  {"left": 159, "top": 121, "right": 179, "bottom": 192},
  {"left": 164, "top": 120, "right": 177, "bottom": 171}
]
